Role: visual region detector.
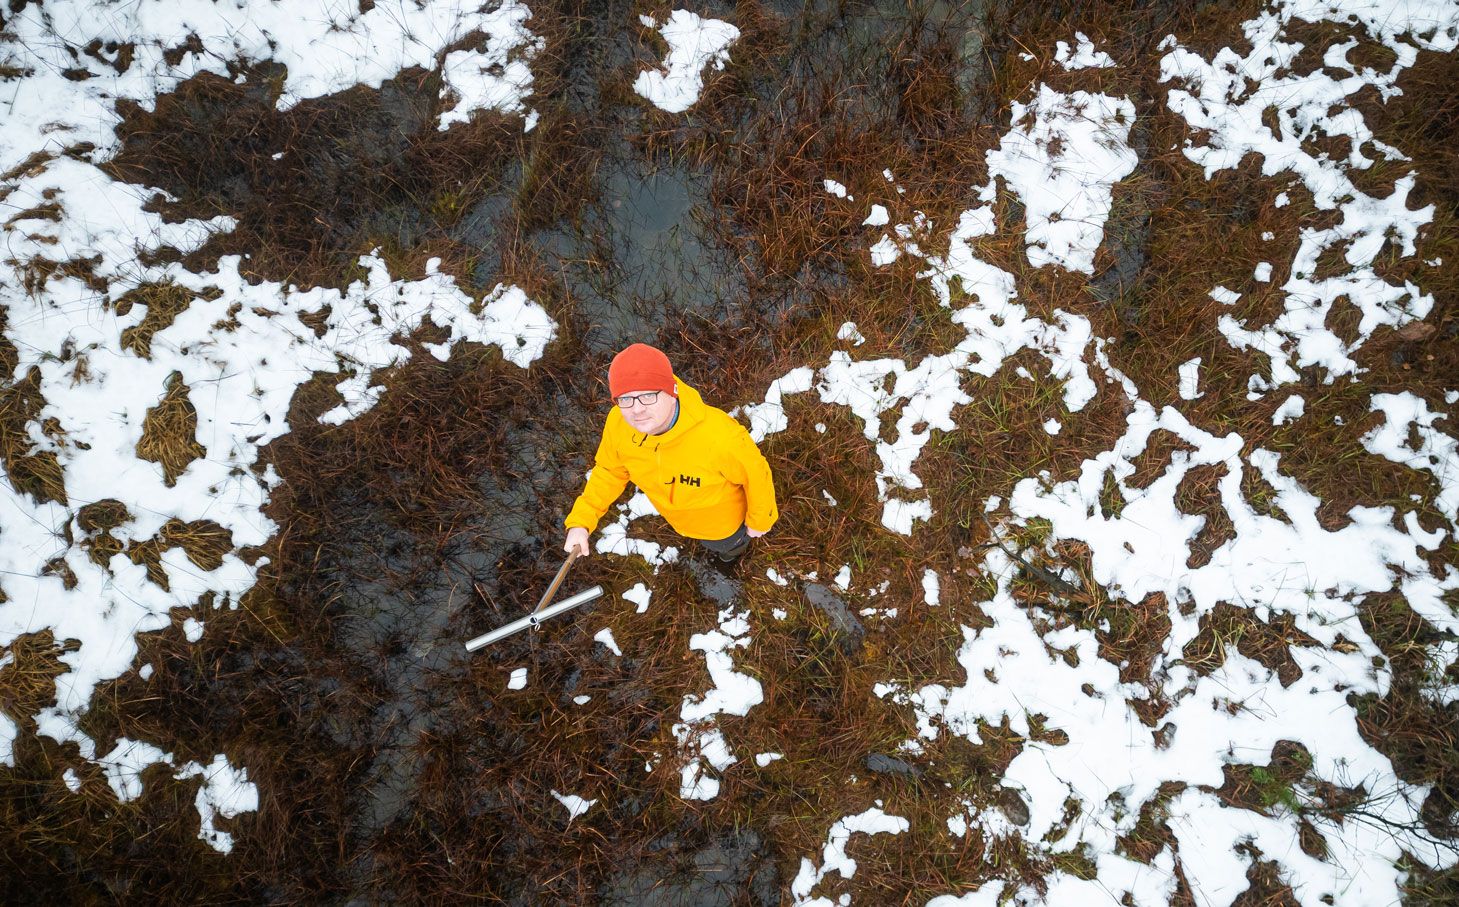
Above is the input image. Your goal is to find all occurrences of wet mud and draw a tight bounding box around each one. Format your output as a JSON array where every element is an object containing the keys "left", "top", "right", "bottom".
[
  {"left": 599, "top": 829, "right": 778, "bottom": 906},
  {"left": 803, "top": 582, "right": 866, "bottom": 653}
]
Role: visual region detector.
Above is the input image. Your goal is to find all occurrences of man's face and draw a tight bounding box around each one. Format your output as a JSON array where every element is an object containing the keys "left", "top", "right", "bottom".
[{"left": 618, "top": 388, "right": 677, "bottom": 434}]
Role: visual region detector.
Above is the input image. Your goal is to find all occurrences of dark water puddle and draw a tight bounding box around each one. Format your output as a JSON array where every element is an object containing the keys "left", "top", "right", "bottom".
[
  {"left": 497, "top": 148, "right": 749, "bottom": 355},
  {"left": 355, "top": 432, "right": 576, "bottom": 788},
  {"left": 600, "top": 829, "right": 778, "bottom": 906},
  {"left": 684, "top": 555, "right": 743, "bottom": 607},
  {"left": 804, "top": 581, "right": 866, "bottom": 653}
]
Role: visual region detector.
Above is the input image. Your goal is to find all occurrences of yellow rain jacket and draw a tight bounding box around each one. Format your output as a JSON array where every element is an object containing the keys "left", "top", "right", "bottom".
[{"left": 564, "top": 376, "right": 778, "bottom": 541}]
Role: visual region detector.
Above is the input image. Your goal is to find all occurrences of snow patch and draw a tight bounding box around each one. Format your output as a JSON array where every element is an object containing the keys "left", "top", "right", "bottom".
[{"left": 634, "top": 11, "right": 740, "bottom": 113}]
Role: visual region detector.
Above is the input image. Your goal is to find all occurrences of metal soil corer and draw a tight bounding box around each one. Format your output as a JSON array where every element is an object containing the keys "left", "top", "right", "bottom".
[{"left": 464, "top": 549, "right": 604, "bottom": 651}]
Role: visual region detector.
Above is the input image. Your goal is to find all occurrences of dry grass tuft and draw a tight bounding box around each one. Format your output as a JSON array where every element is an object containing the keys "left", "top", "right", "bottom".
[
  {"left": 0, "top": 365, "right": 66, "bottom": 505},
  {"left": 115, "top": 281, "right": 222, "bottom": 358},
  {"left": 75, "top": 498, "right": 132, "bottom": 568},
  {"left": 0, "top": 632, "right": 72, "bottom": 731},
  {"left": 1180, "top": 604, "right": 1321, "bottom": 689},
  {"left": 104, "top": 63, "right": 521, "bottom": 292},
  {"left": 122, "top": 518, "right": 234, "bottom": 592},
  {"left": 136, "top": 370, "right": 207, "bottom": 487}
]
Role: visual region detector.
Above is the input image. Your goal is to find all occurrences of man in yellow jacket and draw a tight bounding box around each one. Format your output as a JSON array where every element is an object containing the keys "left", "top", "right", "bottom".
[{"left": 563, "top": 343, "right": 777, "bottom": 567}]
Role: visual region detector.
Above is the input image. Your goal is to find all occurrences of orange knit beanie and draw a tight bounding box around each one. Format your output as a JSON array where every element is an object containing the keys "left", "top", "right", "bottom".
[{"left": 609, "top": 343, "right": 677, "bottom": 398}]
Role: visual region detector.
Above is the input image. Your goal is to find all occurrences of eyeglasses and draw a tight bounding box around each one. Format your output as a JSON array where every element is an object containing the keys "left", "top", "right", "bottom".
[{"left": 615, "top": 391, "right": 660, "bottom": 409}]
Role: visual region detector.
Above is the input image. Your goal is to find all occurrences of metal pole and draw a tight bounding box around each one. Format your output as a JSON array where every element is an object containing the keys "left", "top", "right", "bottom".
[
  {"left": 533, "top": 550, "right": 578, "bottom": 618},
  {"left": 464, "top": 585, "right": 605, "bottom": 652}
]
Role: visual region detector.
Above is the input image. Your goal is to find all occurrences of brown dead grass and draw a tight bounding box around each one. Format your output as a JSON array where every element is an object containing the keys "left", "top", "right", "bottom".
[
  {"left": 136, "top": 371, "right": 207, "bottom": 487},
  {"left": 75, "top": 498, "right": 131, "bottom": 568},
  {"left": 0, "top": 365, "right": 66, "bottom": 506},
  {"left": 115, "top": 281, "right": 222, "bottom": 359},
  {"left": 1181, "top": 604, "right": 1322, "bottom": 688},
  {"left": 0, "top": 632, "right": 72, "bottom": 733},
  {"left": 104, "top": 62, "right": 522, "bottom": 292}
]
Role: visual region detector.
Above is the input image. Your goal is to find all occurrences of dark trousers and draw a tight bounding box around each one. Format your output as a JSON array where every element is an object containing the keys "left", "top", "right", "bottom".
[{"left": 699, "top": 523, "right": 750, "bottom": 561}]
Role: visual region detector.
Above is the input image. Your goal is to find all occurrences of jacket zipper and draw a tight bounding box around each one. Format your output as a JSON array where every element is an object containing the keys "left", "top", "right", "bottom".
[{"left": 659, "top": 444, "right": 674, "bottom": 503}]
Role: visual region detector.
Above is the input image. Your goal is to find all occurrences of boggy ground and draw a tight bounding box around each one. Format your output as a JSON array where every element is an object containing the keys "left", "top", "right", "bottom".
[{"left": 2, "top": 0, "right": 1457, "bottom": 903}]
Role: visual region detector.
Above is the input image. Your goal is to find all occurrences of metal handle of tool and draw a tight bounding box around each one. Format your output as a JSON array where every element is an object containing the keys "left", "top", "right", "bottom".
[
  {"left": 531, "top": 549, "right": 579, "bottom": 626},
  {"left": 464, "top": 585, "right": 604, "bottom": 651}
]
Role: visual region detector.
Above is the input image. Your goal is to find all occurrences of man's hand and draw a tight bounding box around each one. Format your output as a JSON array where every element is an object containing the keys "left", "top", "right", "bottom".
[
  {"left": 565, "top": 526, "right": 590, "bottom": 557},
  {"left": 746, "top": 527, "right": 767, "bottom": 539}
]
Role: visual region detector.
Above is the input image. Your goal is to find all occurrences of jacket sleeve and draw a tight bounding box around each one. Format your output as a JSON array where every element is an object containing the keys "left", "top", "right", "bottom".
[
  {"left": 564, "top": 419, "right": 630, "bottom": 533},
  {"left": 721, "top": 420, "right": 778, "bottom": 533}
]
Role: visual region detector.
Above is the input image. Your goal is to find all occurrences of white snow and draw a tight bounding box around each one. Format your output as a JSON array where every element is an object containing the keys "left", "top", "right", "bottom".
[
  {"left": 1209, "top": 285, "right": 1241, "bottom": 305},
  {"left": 745, "top": 176, "right": 1104, "bottom": 532},
  {"left": 987, "top": 86, "right": 1138, "bottom": 274},
  {"left": 1178, "top": 357, "right": 1204, "bottom": 400},
  {"left": 1162, "top": 2, "right": 1443, "bottom": 390},
  {"left": 1422, "top": 640, "right": 1459, "bottom": 707},
  {"left": 1054, "top": 32, "right": 1116, "bottom": 70},
  {"left": 550, "top": 789, "right": 597, "bottom": 821},
  {"left": 882, "top": 497, "right": 933, "bottom": 535},
  {"left": 634, "top": 11, "right": 740, "bottom": 113},
  {"left": 718, "top": 5, "right": 1459, "bottom": 899},
  {"left": 174, "top": 753, "right": 259, "bottom": 854},
  {"left": 0, "top": 249, "right": 553, "bottom": 767},
  {"left": 594, "top": 628, "right": 623, "bottom": 656},
  {"left": 182, "top": 618, "right": 204, "bottom": 643},
  {"left": 791, "top": 803, "right": 909, "bottom": 905},
  {"left": 1362, "top": 392, "right": 1459, "bottom": 527},
  {"left": 623, "top": 582, "right": 653, "bottom": 614},
  {"left": 0, "top": 4, "right": 551, "bottom": 830},
  {"left": 1273, "top": 394, "right": 1306, "bottom": 425},
  {"left": 596, "top": 491, "right": 682, "bottom": 565},
  {"left": 737, "top": 367, "right": 815, "bottom": 441},
  {"left": 837, "top": 322, "right": 867, "bottom": 346},
  {"left": 869, "top": 234, "right": 902, "bottom": 267},
  {"left": 922, "top": 569, "right": 941, "bottom": 606},
  {"left": 435, "top": 2, "right": 543, "bottom": 131},
  {"left": 0, "top": 0, "right": 543, "bottom": 177},
  {"left": 672, "top": 605, "right": 762, "bottom": 800},
  {"left": 99, "top": 739, "right": 255, "bottom": 853},
  {"left": 3, "top": 0, "right": 1456, "bottom": 893}
]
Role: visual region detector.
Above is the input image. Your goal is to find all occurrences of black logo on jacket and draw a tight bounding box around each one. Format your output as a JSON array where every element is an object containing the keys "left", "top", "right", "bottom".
[{"left": 679, "top": 474, "right": 701, "bottom": 487}]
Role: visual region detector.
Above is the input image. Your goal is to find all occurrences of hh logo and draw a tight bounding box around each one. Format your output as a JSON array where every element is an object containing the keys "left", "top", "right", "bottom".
[{"left": 679, "top": 474, "right": 701, "bottom": 487}]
